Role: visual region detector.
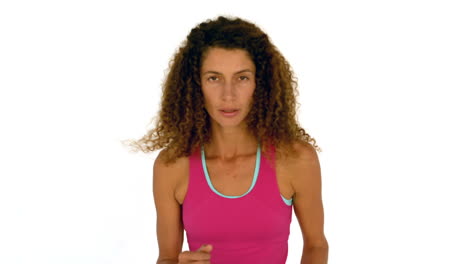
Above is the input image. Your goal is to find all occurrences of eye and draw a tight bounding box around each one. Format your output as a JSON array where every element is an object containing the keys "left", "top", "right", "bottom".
[
  {"left": 239, "top": 76, "right": 249, "bottom": 81},
  {"left": 207, "top": 76, "right": 219, "bottom": 81}
]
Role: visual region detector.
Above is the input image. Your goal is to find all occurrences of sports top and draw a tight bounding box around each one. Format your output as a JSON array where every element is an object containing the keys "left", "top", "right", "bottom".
[{"left": 181, "top": 142, "right": 293, "bottom": 264}]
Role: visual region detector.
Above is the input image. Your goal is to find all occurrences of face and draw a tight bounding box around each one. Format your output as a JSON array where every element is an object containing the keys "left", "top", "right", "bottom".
[{"left": 200, "top": 47, "right": 256, "bottom": 128}]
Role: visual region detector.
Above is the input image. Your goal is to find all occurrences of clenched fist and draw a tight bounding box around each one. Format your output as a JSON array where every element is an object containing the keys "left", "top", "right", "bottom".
[{"left": 178, "top": 244, "right": 213, "bottom": 263}]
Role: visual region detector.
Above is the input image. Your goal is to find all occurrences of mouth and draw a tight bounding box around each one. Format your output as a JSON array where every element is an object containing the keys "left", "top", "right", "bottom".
[
  {"left": 220, "top": 109, "right": 239, "bottom": 113},
  {"left": 219, "top": 109, "right": 239, "bottom": 117}
]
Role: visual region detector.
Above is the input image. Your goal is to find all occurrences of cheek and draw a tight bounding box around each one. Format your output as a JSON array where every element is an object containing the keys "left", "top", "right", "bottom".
[
  {"left": 246, "top": 85, "right": 256, "bottom": 100},
  {"left": 200, "top": 87, "right": 210, "bottom": 100},
  {"left": 202, "top": 92, "right": 216, "bottom": 108}
]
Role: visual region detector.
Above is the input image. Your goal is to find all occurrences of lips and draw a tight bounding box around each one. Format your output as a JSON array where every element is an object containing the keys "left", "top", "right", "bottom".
[{"left": 220, "top": 109, "right": 239, "bottom": 112}]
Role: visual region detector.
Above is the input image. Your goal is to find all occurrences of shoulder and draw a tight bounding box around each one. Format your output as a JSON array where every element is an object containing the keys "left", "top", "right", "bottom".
[
  {"left": 154, "top": 148, "right": 192, "bottom": 171},
  {"left": 294, "top": 140, "right": 320, "bottom": 165},
  {"left": 277, "top": 140, "right": 319, "bottom": 165},
  {"left": 277, "top": 141, "right": 321, "bottom": 195},
  {"left": 288, "top": 141, "right": 320, "bottom": 175},
  {"left": 153, "top": 148, "right": 190, "bottom": 194}
]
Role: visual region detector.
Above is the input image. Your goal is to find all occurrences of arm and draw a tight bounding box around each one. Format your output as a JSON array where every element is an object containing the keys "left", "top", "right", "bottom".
[
  {"left": 290, "top": 142, "right": 329, "bottom": 264},
  {"left": 156, "top": 260, "right": 178, "bottom": 264},
  {"left": 301, "top": 247, "right": 329, "bottom": 264},
  {"left": 153, "top": 149, "right": 185, "bottom": 264}
]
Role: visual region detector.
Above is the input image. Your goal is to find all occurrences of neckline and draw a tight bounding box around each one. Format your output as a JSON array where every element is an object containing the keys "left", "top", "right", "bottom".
[{"left": 201, "top": 143, "right": 261, "bottom": 199}]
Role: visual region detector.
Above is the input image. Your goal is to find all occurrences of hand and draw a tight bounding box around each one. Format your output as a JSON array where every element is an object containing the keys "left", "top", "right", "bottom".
[{"left": 178, "top": 244, "right": 213, "bottom": 263}]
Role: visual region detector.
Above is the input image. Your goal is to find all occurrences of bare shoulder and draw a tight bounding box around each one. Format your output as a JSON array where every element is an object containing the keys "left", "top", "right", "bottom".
[
  {"left": 276, "top": 140, "right": 319, "bottom": 165},
  {"left": 290, "top": 140, "right": 321, "bottom": 175},
  {"left": 153, "top": 149, "right": 189, "bottom": 191},
  {"left": 153, "top": 148, "right": 189, "bottom": 205},
  {"left": 292, "top": 140, "right": 320, "bottom": 163},
  {"left": 154, "top": 148, "right": 189, "bottom": 172},
  {"left": 276, "top": 141, "right": 321, "bottom": 197}
]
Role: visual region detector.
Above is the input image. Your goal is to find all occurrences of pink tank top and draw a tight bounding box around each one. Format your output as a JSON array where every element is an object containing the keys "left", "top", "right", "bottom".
[{"left": 182, "top": 143, "right": 293, "bottom": 264}]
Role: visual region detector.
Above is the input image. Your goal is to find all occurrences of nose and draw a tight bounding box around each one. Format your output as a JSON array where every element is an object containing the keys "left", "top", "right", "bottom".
[{"left": 221, "top": 81, "right": 236, "bottom": 101}]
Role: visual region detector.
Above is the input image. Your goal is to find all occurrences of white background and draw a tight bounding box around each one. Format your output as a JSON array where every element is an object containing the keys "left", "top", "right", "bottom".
[{"left": 1, "top": 0, "right": 467, "bottom": 263}]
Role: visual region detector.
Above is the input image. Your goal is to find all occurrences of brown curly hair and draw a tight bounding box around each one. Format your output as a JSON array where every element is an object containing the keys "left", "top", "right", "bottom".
[{"left": 122, "top": 15, "right": 321, "bottom": 165}]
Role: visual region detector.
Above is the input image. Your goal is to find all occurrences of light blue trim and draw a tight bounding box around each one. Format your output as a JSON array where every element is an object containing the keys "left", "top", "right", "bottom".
[
  {"left": 282, "top": 195, "right": 293, "bottom": 206},
  {"left": 201, "top": 143, "right": 293, "bottom": 206},
  {"left": 201, "top": 143, "right": 261, "bottom": 198}
]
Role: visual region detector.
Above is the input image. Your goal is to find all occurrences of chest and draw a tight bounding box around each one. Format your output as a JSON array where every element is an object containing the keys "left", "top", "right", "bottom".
[{"left": 174, "top": 153, "right": 294, "bottom": 205}]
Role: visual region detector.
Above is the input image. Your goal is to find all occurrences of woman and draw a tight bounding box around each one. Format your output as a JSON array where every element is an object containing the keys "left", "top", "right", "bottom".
[{"left": 125, "top": 15, "right": 328, "bottom": 264}]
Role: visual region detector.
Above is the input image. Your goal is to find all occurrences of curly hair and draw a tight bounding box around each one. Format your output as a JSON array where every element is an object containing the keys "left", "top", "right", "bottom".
[{"left": 122, "top": 15, "right": 321, "bottom": 165}]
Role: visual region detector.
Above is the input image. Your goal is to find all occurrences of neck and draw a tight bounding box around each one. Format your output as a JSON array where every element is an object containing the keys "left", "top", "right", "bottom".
[{"left": 204, "top": 123, "right": 258, "bottom": 162}]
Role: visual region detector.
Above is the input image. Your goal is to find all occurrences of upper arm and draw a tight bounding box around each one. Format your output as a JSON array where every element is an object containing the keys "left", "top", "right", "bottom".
[
  {"left": 290, "top": 142, "right": 329, "bottom": 249},
  {"left": 153, "top": 149, "right": 184, "bottom": 261}
]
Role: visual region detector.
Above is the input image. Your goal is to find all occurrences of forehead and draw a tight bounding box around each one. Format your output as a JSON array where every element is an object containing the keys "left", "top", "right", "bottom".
[{"left": 201, "top": 47, "right": 255, "bottom": 71}]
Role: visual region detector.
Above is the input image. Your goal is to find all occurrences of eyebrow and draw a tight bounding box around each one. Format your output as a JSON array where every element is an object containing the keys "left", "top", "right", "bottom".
[{"left": 202, "top": 69, "right": 254, "bottom": 76}]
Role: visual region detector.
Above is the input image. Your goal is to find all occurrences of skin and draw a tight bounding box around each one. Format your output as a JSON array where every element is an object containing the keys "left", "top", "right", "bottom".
[
  {"left": 200, "top": 47, "right": 258, "bottom": 160},
  {"left": 154, "top": 47, "right": 328, "bottom": 263}
]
